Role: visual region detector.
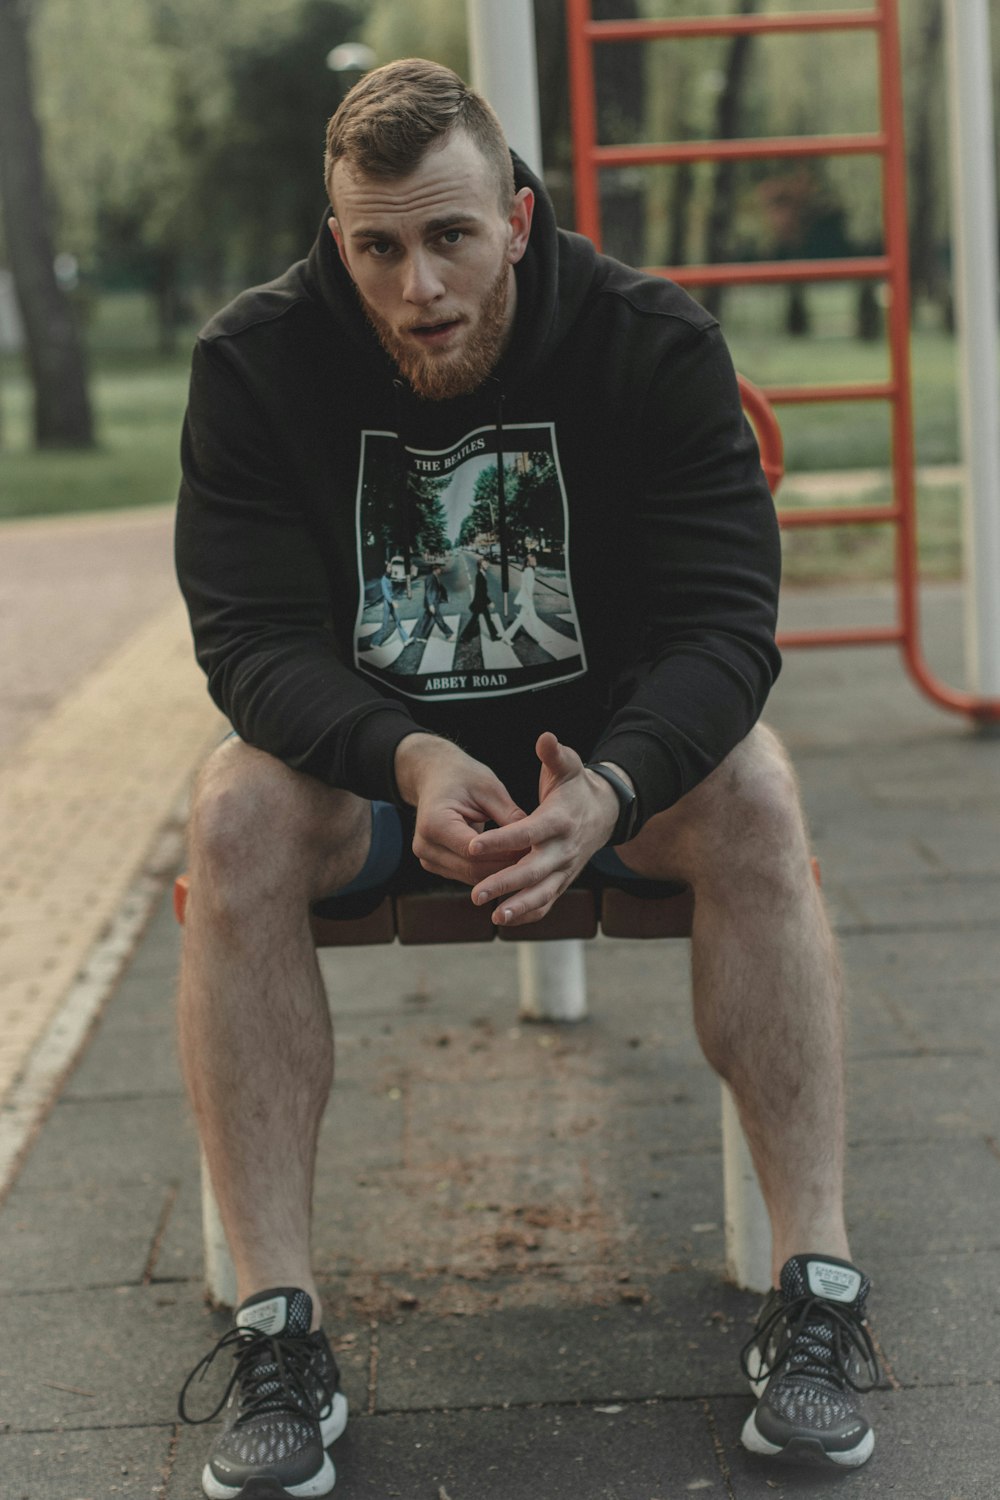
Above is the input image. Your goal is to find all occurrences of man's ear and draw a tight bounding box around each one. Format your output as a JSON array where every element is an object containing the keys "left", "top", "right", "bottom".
[
  {"left": 328, "top": 216, "right": 354, "bottom": 279},
  {"left": 507, "top": 188, "right": 534, "bottom": 266}
]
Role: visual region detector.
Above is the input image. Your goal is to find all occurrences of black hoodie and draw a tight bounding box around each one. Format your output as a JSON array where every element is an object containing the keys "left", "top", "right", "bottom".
[{"left": 175, "top": 157, "right": 781, "bottom": 826}]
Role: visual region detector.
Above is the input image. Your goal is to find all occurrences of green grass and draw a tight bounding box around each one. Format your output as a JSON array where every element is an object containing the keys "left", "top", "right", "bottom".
[
  {"left": 721, "top": 284, "right": 960, "bottom": 472},
  {"left": 0, "top": 361, "right": 191, "bottom": 519},
  {"left": 0, "top": 288, "right": 966, "bottom": 592},
  {"left": 0, "top": 293, "right": 193, "bottom": 521},
  {"left": 779, "top": 482, "right": 962, "bottom": 586}
]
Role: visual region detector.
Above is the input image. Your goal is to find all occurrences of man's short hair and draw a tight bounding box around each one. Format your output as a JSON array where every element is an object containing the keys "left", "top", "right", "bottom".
[{"left": 325, "top": 57, "right": 515, "bottom": 213}]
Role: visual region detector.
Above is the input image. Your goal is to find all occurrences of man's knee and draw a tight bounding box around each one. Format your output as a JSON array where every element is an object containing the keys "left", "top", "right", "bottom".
[
  {"left": 703, "top": 724, "right": 804, "bottom": 846},
  {"left": 188, "top": 740, "right": 369, "bottom": 899},
  {"left": 624, "top": 725, "right": 809, "bottom": 886}
]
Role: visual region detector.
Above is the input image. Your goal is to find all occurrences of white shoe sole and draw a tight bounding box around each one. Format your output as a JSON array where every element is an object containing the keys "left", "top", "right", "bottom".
[
  {"left": 202, "top": 1392, "right": 349, "bottom": 1498},
  {"left": 741, "top": 1409, "right": 875, "bottom": 1467}
]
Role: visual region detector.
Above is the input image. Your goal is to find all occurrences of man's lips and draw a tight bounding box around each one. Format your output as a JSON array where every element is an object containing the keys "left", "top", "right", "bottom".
[{"left": 408, "top": 318, "right": 462, "bottom": 345}]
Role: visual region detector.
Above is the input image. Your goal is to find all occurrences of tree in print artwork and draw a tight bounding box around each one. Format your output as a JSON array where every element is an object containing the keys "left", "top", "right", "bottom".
[
  {"left": 408, "top": 472, "right": 451, "bottom": 557},
  {"left": 457, "top": 453, "right": 563, "bottom": 562}
]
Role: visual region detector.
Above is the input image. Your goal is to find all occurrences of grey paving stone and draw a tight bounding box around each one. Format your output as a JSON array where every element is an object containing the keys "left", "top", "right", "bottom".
[
  {"left": 836, "top": 874, "right": 1000, "bottom": 929},
  {"left": 0, "top": 1179, "right": 169, "bottom": 1293},
  {"left": 1, "top": 1282, "right": 372, "bottom": 1437},
  {"left": 868, "top": 1249, "right": 1000, "bottom": 1388},
  {"left": 839, "top": 926, "right": 1000, "bottom": 994},
  {"left": 845, "top": 1139, "right": 1000, "bottom": 1265},
  {"left": 894, "top": 983, "right": 1000, "bottom": 1052},
  {"left": 0, "top": 1422, "right": 173, "bottom": 1499},
  {"left": 62, "top": 1020, "right": 182, "bottom": 1100},
  {"left": 846, "top": 1052, "right": 1000, "bottom": 1141},
  {"left": 841, "top": 988, "right": 914, "bottom": 1057},
  {"left": 715, "top": 1383, "right": 1000, "bottom": 1498},
  {"left": 797, "top": 813, "right": 945, "bottom": 883},
  {"left": 13, "top": 1096, "right": 199, "bottom": 1192},
  {"left": 312, "top": 1157, "right": 598, "bottom": 1279},
  {"left": 374, "top": 1272, "right": 758, "bottom": 1411},
  {"left": 319, "top": 940, "right": 523, "bottom": 1020},
  {"left": 107, "top": 894, "right": 183, "bottom": 995},
  {"left": 170, "top": 1398, "right": 726, "bottom": 1500},
  {"left": 147, "top": 1176, "right": 202, "bottom": 1283},
  {"left": 1, "top": 1285, "right": 214, "bottom": 1431},
  {"left": 914, "top": 818, "right": 1000, "bottom": 877}
]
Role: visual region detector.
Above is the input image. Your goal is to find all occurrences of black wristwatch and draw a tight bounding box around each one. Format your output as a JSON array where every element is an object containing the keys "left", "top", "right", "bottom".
[{"left": 585, "top": 762, "right": 639, "bottom": 847}]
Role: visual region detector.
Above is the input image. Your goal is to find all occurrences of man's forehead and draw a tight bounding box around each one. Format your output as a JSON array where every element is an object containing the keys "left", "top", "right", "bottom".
[{"left": 332, "top": 135, "right": 500, "bottom": 226}]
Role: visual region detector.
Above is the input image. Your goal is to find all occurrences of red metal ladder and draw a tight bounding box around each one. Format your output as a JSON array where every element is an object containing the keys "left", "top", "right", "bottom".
[{"left": 566, "top": 0, "right": 1000, "bottom": 725}]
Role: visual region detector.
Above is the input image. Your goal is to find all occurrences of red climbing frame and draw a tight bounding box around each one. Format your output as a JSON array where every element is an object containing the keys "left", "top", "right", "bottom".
[{"left": 566, "top": 0, "right": 1000, "bottom": 723}]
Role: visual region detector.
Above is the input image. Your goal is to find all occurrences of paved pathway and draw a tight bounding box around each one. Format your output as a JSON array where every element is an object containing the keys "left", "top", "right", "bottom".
[{"left": 0, "top": 506, "right": 223, "bottom": 1110}]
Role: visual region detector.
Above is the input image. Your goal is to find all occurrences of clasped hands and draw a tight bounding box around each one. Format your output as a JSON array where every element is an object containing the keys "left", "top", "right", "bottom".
[{"left": 394, "top": 730, "right": 626, "bottom": 928}]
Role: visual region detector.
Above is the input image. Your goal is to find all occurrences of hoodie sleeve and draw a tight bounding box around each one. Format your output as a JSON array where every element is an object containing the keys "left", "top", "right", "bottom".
[
  {"left": 175, "top": 338, "right": 421, "bottom": 801},
  {"left": 589, "top": 322, "right": 782, "bottom": 824}
]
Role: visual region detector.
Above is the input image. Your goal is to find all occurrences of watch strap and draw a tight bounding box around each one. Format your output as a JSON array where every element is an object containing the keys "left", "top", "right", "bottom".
[{"left": 585, "top": 761, "right": 638, "bottom": 847}]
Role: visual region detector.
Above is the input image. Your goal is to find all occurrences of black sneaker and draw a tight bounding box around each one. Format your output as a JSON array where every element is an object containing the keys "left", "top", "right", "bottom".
[
  {"left": 178, "top": 1286, "right": 348, "bottom": 1498},
  {"left": 740, "top": 1254, "right": 879, "bottom": 1468}
]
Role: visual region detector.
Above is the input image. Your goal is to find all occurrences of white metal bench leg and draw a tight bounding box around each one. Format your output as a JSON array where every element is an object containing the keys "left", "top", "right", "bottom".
[
  {"left": 721, "top": 1084, "right": 772, "bottom": 1293},
  {"left": 201, "top": 1147, "right": 238, "bottom": 1309},
  {"left": 516, "top": 938, "right": 588, "bottom": 1022}
]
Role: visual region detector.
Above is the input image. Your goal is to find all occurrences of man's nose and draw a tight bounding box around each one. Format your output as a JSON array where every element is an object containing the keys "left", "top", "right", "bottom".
[{"left": 402, "top": 251, "right": 445, "bottom": 306}]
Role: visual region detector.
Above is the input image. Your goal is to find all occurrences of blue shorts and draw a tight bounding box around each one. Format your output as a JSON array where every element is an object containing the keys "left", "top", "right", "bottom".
[{"left": 311, "top": 801, "right": 683, "bottom": 920}]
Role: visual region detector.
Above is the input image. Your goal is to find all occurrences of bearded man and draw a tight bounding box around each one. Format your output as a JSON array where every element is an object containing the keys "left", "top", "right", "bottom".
[{"left": 174, "top": 58, "right": 877, "bottom": 1500}]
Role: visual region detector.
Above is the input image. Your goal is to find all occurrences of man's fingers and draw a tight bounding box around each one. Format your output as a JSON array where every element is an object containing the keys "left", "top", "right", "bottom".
[
  {"left": 535, "top": 730, "right": 581, "bottom": 781},
  {"left": 490, "top": 871, "right": 566, "bottom": 927},
  {"left": 467, "top": 821, "right": 534, "bottom": 860}
]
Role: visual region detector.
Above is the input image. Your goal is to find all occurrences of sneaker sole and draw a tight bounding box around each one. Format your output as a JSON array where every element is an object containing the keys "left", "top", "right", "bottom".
[
  {"left": 741, "top": 1411, "right": 875, "bottom": 1468},
  {"left": 201, "top": 1394, "right": 349, "bottom": 1500},
  {"left": 742, "top": 1349, "right": 873, "bottom": 1468},
  {"left": 202, "top": 1454, "right": 335, "bottom": 1499}
]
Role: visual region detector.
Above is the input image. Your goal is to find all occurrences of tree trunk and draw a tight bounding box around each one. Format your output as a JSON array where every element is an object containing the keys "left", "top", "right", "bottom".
[
  {"left": 700, "top": 0, "right": 758, "bottom": 322},
  {"left": 907, "top": 0, "right": 945, "bottom": 324},
  {"left": 0, "top": 0, "right": 94, "bottom": 448}
]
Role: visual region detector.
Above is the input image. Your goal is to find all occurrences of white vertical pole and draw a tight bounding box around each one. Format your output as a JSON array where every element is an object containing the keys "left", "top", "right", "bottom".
[
  {"left": 516, "top": 939, "right": 587, "bottom": 1022},
  {"left": 465, "top": 1, "right": 587, "bottom": 1024},
  {"left": 944, "top": 0, "right": 1000, "bottom": 698},
  {"left": 201, "top": 1149, "right": 238, "bottom": 1308},
  {"left": 721, "top": 1087, "right": 772, "bottom": 1293},
  {"left": 465, "top": 0, "right": 543, "bottom": 173}
]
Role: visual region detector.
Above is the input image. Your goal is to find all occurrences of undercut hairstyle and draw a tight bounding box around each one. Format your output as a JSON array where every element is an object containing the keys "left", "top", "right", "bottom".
[{"left": 325, "top": 58, "right": 516, "bottom": 213}]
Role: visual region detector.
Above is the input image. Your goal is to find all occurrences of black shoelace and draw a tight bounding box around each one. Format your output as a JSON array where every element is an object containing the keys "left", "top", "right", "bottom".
[
  {"left": 740, "top": 1293, "right": 880, "bottom": 1393},
  {"left": 177, "top": 1325, "right": 334, "bottom": 1428}
]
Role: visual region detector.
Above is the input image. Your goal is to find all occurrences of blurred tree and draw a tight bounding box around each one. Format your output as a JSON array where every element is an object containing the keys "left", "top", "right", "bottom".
[
  {"left": 699, "top": 0, "right": 758, "bottom": 321},
  {"left": 32, "top": 0, "right": 340, "bottom": 342},
  {"left": 187, "top": 0, "right": 363, "bottom": 289},
  {"left": 0, "top": 0, "right": 94, "bottom": 448},
  {"left": 906, "top": 0, "right": 952, "bottom": 328},
  {"left": 359, "top": 0, "right": 467, "bottom": 76}
]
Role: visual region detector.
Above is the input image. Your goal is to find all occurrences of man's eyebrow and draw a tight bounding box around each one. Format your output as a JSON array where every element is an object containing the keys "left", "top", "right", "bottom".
[{"left": 350, "top": 213, "right": 482, "bottom": 241}]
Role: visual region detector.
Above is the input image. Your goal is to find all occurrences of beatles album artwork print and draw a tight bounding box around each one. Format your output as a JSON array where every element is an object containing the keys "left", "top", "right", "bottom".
[{"left": 353, "top": 422, "right": 586, "bottom": 701}]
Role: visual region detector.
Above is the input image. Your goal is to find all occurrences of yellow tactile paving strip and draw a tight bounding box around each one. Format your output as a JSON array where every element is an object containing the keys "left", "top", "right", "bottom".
[{"left": 0, "top": 598, "right": 224, "bottom": 1103}]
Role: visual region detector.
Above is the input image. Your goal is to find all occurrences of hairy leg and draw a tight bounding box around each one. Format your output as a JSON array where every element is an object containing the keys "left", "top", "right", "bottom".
[
  {"left": 177, "top": 740, "right": 371, "bottom": 1320},
  {"left": 617, "top": 724, "right": 848, "bottom": 1283}
]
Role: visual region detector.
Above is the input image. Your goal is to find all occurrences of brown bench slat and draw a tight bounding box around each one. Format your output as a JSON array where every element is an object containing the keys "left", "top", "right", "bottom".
[
  {"left": 173, "top": 875, "right": 690, "bottom": 943},
  {"left": 312, "top": 898, "right": 396, "bottom": 946},
  {"left": 601, "top": 884, "right": 694, "bottom": 939}
]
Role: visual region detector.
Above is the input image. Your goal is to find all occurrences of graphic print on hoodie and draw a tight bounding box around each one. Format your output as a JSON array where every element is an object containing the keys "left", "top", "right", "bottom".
[{"left": 353, "top": 421, "right": 586, "bottom": 700}]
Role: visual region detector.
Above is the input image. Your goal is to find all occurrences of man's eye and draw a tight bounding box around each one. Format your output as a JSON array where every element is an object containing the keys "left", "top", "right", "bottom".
[
  {"left": 366, "top": 241, "right": 394, "bottom": 257},
  {"left": 439, "top": 229, "right": 464, "bottom": 246}
]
